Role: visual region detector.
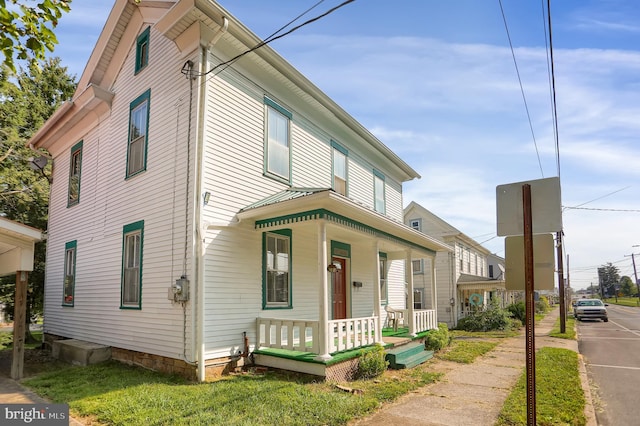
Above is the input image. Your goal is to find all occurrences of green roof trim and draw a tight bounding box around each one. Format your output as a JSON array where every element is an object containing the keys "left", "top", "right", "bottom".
[{"left": 254, "top": 208, "right": 436, "bottom": 256}]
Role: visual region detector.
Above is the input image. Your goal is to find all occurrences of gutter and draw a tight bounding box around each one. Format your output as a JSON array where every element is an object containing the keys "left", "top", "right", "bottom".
[{"left": 195, "top": 16, "right": 228, "bottom": 383}]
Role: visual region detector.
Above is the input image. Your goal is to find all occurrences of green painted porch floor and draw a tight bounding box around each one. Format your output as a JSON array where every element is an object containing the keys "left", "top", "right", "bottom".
[{"left": 254, "top": 329, "right": 433, "bottom": 365}]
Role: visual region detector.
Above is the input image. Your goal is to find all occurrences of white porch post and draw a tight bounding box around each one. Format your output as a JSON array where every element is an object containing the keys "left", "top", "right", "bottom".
[
  {"left": 430, "top": 254, "right": 438, "bottom": 314},
  {"left": 316, "top": 220, "right": 332, "bottom": 360},
  {"left": 373, "top": 243, "right": 383, "bottom": 343},
  {"left": 406, "top": 250, "right": 415, "bottom": 335}
]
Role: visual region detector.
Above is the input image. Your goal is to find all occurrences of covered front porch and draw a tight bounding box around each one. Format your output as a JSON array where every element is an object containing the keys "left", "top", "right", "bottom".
[
  {"left": 457, "top": 273, "right": 508, "bottom": 319},
  {"left": 237, "top": 189, "right": 451, "bottom": 372}
]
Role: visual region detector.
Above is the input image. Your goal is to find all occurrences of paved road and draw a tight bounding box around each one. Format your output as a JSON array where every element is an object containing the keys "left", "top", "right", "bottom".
[{"left": 577, "top": 303, "right": 640, "bottom": 426}]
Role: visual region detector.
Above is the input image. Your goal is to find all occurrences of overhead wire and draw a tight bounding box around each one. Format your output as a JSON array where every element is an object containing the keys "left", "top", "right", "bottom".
[
  {"left": 497, "top": 0, "right": 544, "bottom": 178},
  {"left": 201, "top": 0, "right": 355, "bottom": 81}
]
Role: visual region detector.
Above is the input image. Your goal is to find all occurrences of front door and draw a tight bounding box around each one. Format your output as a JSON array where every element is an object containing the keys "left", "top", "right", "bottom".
[{"left": 331, "top": 257, "right": 347, "bottom": 319}]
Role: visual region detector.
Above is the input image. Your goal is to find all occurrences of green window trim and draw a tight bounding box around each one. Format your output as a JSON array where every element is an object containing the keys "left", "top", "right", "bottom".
[
  {"left": 121, "top": 220, "right": 144, "bottom": 309},
  {"left": 331, "top": 140, "right": 348, "bottom": 196},
  {"left": 135, "top": 27, "right": 150, "bottom": 74},
  {"left": 262, "top": 229, "right": 293, "bottom": 309},
  {"left": 62, "top": 240, "right": 77, "bottom": 307},
  {"left": 331, "top": 240, "right": 351, "bottom": 258},
  {"left": 373, "top": 169, "right": 386, "bottom": 214},
  {"left": 126, "top": 89, "right": 151, "bottom": 179},
  {"left": 379, "top": 252, "right": 388, "bottom": 305},
  {"left": 263, "top": 96, "right": 292, "bottom": 185},
  {"left": 67, "top": 140, "right": 83, "bottom": 207}
]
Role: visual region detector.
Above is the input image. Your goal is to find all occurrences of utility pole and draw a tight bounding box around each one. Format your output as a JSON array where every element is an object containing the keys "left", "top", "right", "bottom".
[
  {"left": 626, "top": 247, "right": 639, "bottom": 303},
  {"left": 556, "top": 232, "right": 565, "bottom": 333}
]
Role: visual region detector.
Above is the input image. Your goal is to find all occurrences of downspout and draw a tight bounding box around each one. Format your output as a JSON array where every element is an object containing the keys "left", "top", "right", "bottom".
[{"left": 195, "top": 17, "right": 228, "bottom": 383}]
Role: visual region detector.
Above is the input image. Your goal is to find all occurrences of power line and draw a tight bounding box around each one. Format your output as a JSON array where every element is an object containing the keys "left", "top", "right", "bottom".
[
  {"left": 546, "top": 0, "right": 561, "bottom": 179},
  {"left": 562, "top": 186, "right": 631, "bottom": 211},
  {"left": 202, "top": 0, "right": 355, "bottom": 79},
  {"left": 563, "top": 206, "right": 640, "bottom": 213},
  {"left": 497, "top": 0, "right": 544, "bottom": 178}
]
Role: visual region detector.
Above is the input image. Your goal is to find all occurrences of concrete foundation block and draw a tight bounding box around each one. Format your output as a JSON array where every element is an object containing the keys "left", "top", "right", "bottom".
[{"left": 52, "top": 339, "right": 111, "bottom": 366}]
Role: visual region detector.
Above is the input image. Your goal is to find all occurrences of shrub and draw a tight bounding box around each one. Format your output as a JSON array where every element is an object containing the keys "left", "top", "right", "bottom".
[
  {"left": 356, "top": 345, "right": 388, "bottom": 379},
  {"left": 424, "top": 322, "right": 451, "bottom": 351},
  {"left": 457, "top": 302, "right": 516, "bottom": 332},
  {"left": 506, "top": 301, "right": 525, "bottom": 326},
  {"left": 536, "top": 296, "right": 551, "bottom": 314}
]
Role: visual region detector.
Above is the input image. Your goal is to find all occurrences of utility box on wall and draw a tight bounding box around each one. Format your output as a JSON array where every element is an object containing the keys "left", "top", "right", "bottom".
[{"left": 168, "top": 277, "right": 190, "bottom": 302}]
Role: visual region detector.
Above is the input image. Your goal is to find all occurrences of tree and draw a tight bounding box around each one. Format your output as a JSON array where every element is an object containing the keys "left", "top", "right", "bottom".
[
  {"left": 0, "top": 0, "right": 72, "bottom": 72},
  {"left": 0, "top": 57, "right": 76, "bottom": 342},
  {"left": 619, "top": 276, "right": 634, "bottom": 297},
  {"left": 598, "top": 263, "right": 620, "bottom": 299}
]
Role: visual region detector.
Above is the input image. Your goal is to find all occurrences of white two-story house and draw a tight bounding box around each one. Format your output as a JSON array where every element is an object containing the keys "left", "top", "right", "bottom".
[
  {"left": 29, "top": 0, "right": 450, "bottom": 381},
  {"left": 404, "top": 202, "right": 507, "bottom": 328}
]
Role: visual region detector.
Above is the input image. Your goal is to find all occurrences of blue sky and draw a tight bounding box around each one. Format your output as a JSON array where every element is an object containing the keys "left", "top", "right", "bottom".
[{"left": 49, "top": 1, "right": 640, "bottom": 290}]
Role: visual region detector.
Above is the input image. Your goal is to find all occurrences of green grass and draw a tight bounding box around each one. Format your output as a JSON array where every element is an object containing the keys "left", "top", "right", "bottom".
[
  {"left": 24, "top": 360, "right": 441, "bottom": 425},
  {"left": 496, "top": 347, "right": 586, "bottom": 426},
  {"left": 603, "top": 297, "right": 640, "bottom": 307},
  {"left": 0, "top": 330, "right": 43, "bottom": 350},
  {"left": 437, "top": 340, "right": 499, "bottom": 364},
  {"left": 450, "top": 329, "right": 519, "bottom": 338},
  {"left": 549, "top": 315, "right": 576, "bottom": 340}
]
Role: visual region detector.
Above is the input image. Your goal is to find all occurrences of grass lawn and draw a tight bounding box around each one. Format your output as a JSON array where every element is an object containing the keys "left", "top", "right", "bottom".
[
  {"left": 0, "top": 330, "right": 44, "bottom": 350},
  {"left": 603, "top": 297, "right": 640, "bottom": 307},
  {"left": 22, "top": 359, "right": 442, "bottom": 426},
  {"left": 437, "top": 340, "right": 499, "bottom": 364},
  {"left": 496, "top": 347, "right": 585, "bottom": 426},
  {"left": 549, "top": 315, "right": 576, "bottom": 340}
]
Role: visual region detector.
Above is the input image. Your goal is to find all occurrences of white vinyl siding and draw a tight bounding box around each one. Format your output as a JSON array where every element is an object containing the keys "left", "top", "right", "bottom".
[{"left": 43, "top": 28, "right": 194, "bottom": 360}]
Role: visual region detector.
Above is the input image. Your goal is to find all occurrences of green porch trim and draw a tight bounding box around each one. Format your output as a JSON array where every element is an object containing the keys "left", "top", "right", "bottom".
[
  {"left": 331, "top": 240, "right": 351, "bottom": 258},
  {"left": 254, "top": 209, "right": 437, "bottom": 256},
  {"left": 253, "top": 344, "right": 380, "bottom": 366}
]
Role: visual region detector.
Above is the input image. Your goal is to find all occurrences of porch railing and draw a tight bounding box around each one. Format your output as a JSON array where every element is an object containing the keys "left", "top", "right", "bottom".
[
  {"left": 413, "top": 309, "right": 437, "bottom": 332},
  {"left": 257, "top": 316, "right": 380, "bottom": 355},
  {"left": 256, "top": 318, "right": 319, "bottom": 353},
  {"left": 328, "top": 316, "right": 379, "bottom": 353}
]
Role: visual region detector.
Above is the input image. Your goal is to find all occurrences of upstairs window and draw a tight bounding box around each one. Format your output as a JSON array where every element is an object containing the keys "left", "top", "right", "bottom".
[
  {"left": 412, "top": 259, "right": 424, "bottom": 274},
  {"left": 409, "top": 219, "right": 421, "bottom": 231},
  {"left": 135, "top": 27, "right": 150, "bottom": 74},
  {"left": 68, "top": 141, "right": 83, "bottom": 207},
  {"left": 331, "top": 141, "right": 348, "bottom": 196},
  {"left": 264, "top": 97, "right": 291, "bottom": 183},
  {"left": 63, "top": 240, "right": 77, "bottom": 306},
  {"left": 263, "top": 230, "right": 292, "bottom": 309},
  {"left": 127, "top": 90, "right": 150, "bottom": 178},
  {"left": 373, "top": 170, "right": 386, "bottom": 214},
  {"left": 121, "top": 221, "right": 144, "bottom": 309}
]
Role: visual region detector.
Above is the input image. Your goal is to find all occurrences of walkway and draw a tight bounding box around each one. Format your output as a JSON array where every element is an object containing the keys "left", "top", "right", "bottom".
[{"left": 353, "top": 307, "right": 597, "bottom": 426}]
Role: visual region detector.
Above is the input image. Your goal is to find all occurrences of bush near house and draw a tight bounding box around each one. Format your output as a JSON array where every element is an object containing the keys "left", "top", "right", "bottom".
[
  {"left": 424, "top": 323, "right": 451, "bottom": 351},
  {"left": 356, "top": 345, "right": 388, "bottom": 379},
  {"left": 457, "top": 302, "right": 520, "bottom": 332},
  {"left": 507, "top": 301, "right": 526, "bottom": 326}
]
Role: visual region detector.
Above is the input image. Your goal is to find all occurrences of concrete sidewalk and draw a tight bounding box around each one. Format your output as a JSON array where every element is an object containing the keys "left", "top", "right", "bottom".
[{"left": 353, "top": 307, "right": 597, "bottom": 426}]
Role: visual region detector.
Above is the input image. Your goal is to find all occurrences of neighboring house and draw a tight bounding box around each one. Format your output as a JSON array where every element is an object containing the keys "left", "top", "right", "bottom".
[
  {"left": 29, "top": 0, "right": 450, "bottom": 381},
  {"left": 404, "top": 202, "right": 508, "bottom": 328}
]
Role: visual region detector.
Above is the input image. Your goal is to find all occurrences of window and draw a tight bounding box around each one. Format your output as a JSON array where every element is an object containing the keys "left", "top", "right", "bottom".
[
  {"left": 458, "top": 244, "right": 464, "bottom": 271},
  {"left": 412, "top": 259, "right": 423, "bottom": 274},
  {"left": 489, "top": 264, "right": 494, "bottom": 278},
  {"left": 121, "top": 221, "right": 144, "bottom": 309},
  {"left": 135, "top": 27, "right": 150, "bottom": 74},
  {"left": 373, "top": 170, "right": 385, "bottom": 214},
  {"left": 264, "top": 97, "right": 291, "bottom": 183},
  {"left": 409, "top": 219, "right": 421, "bottom": 231},
  {"left": 127, "top": 90, "right": 150, "bottom": 178},
  {"left": 475, "top": 254, "right": 478, "bottom": 275},
  {"left": 413, "top": 289, "right": 423, "bottom": 310},
  {"left": 63, "top": 240, "right": 76, "bottom": 306},
  {"left": 67, "top": 140, "right": 82, "bottom": 207},
  {"left": 263, "top": 230, "right": 292, "bottom": 308},
  {"left": 379, "top": 252, "right": 388, "bottom": 304},
  {"left": 331, "top": 141, "right": 348, "bottom": 196},
  {"left": 466, "top": 247, "right": 471, "bottom": 272}
]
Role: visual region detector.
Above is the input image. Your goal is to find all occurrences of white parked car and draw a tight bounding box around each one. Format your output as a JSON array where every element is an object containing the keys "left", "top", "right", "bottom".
[{"left": 573, "top": 299, "right": 608, "bottom": 322}]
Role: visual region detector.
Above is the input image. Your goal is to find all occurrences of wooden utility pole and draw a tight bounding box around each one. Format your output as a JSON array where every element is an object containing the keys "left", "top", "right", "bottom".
[
  {"left": 556, "top": 232, "right": 565, "bottom": 333},
  {"left": 11, "top": 271, "right": 28, "bottom": 380}
]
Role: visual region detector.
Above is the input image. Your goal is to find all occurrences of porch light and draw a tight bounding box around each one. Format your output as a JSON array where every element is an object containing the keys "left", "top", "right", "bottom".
[{"left": 327, "top": 261, "right": 341, "bottom": 273}]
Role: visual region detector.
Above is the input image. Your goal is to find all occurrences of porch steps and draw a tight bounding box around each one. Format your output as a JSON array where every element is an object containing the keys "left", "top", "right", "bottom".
[{"left": 385, "top": 341, "right": 433, "bottom": 370}]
